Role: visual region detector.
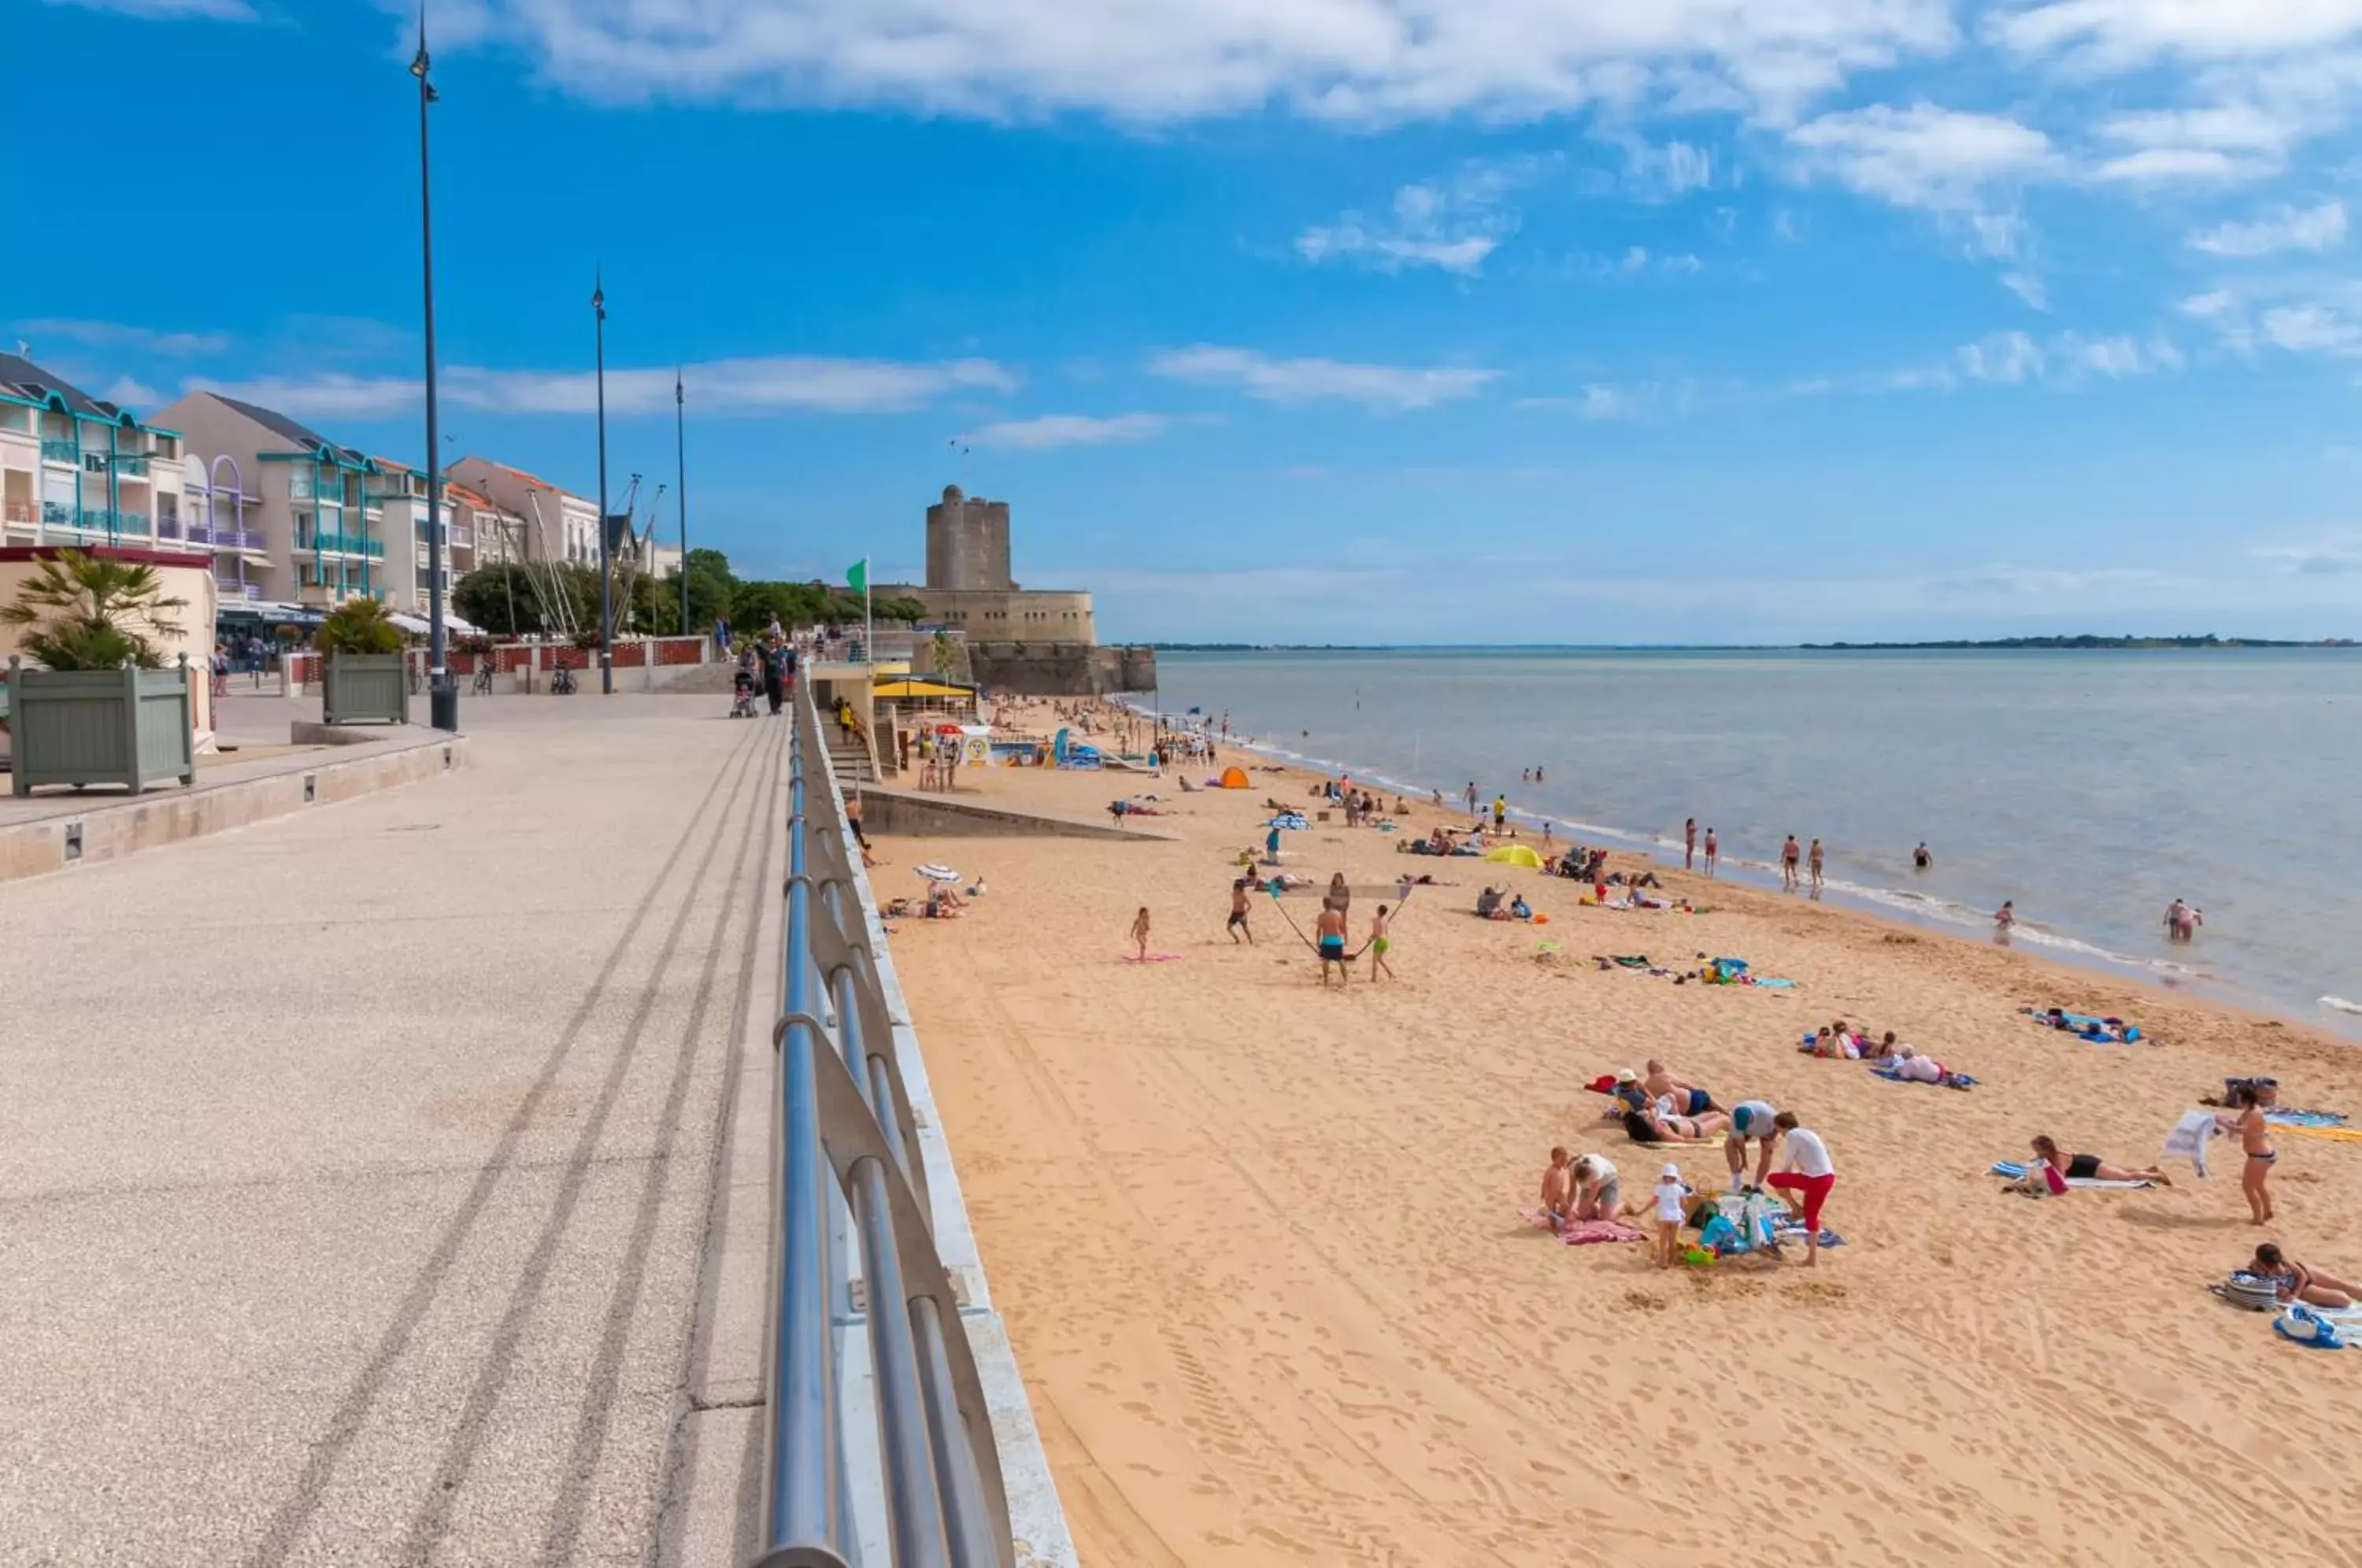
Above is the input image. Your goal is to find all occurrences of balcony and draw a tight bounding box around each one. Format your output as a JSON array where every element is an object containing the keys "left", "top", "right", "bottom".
[
  {"left": 77, "top": 509, "right": 151, "bottom": 535},
  {"left": 115, "top": 455, "right": 150, "bottom": 478},
  {"left": 4, "top": 501, "right": 32, "bottom": 527},
  {"left": 157, "top": 517, "right": 183, "bottom": 541},
  {"left": 300, "top": 532, "right": 386, "bottom": 560},
  {"left": 212, "top": 580, "right": 265, "bottom": 601},
  {"left": 42, "top": 501, "right": 72, "bottom": 526},
  {"left": 187, "top": 524, "right": 270, "bottom": 551},
  {"left": 39, "top": 438, "right": 77, "bottom": 464}
]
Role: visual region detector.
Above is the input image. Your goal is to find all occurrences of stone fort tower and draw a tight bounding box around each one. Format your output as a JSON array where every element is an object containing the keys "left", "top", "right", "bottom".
[{"left": 925, "top": 485, "right": 1013, "bottom": 593}]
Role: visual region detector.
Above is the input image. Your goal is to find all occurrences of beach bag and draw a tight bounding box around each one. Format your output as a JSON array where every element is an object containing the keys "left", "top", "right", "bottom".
[
  {"left": 2272, "top": 1303, "right": 2345, "bottom": 1348},
  {"left": 2221, "top": 1273, "right": 2282, "bottom": 1312}
]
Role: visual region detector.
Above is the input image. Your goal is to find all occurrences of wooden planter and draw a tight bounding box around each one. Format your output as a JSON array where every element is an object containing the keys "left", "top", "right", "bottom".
[
  {"left": 322, "top": 652, "right": 409, "bottom": 726},
  {"left": 6, "top": 655, "right": 196, "bottom": 797}
]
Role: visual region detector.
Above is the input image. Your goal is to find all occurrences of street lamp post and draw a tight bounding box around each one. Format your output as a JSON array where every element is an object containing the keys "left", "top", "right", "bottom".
[
  {"left": 675, "top": 368, "right": 689, "bottom": 636},
  {"left": 413, "top": 14, "right": 457, "bottom": 730},
  {"left": 594, "top": 271, "right": 613, "bottom": 694}
]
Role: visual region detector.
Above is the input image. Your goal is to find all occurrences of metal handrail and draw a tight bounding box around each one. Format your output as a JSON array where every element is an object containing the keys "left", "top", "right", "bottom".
[{"left": 760, "top": 682, "right": 1014, "bottom": 1568}]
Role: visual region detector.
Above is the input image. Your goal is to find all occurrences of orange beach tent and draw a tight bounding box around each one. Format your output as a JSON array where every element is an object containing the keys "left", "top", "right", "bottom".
[{"left": 1218, "top": 766, "right": 1251, "bottom": 789}]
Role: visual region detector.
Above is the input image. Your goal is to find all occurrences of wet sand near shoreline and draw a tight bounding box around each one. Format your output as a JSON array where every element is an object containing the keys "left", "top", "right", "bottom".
[{"left": 883, "top": 710, "right": 2362, "bottom": 1566}]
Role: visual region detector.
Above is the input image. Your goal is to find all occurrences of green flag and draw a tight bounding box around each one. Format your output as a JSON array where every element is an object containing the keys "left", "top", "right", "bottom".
[{"left": 846, "top": 558, "right": 868, "bottom": 595}]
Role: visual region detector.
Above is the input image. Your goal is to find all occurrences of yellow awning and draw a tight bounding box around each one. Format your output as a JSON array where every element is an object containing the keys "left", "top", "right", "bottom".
[{"left": 873, "top": 679, "right": 975, "bottom": 701}]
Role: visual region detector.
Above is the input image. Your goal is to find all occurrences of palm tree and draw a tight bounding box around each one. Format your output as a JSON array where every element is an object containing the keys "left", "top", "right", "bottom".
[
  {"left": 313, "top": 597, "right": 405, "bottom": 655},
  {"left": 0, "top": 549, "right": 188, "bottom": 670}
]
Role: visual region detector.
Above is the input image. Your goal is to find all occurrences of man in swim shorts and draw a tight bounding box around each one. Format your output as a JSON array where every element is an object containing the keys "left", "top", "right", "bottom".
[
  {"left": 1726, "top": 1100, "right": 1781, "bottom": 1189},
  {"left": 1315, "top": 903, "right": 1349, "bottom": 987},
  {"left": 1780, "top": 835, "right": 1801, "bottom": 891},
  {"left": 1227, "top": 878, "right": 1255, "bottom": 945},
  {"left": 1642, "top": 1059, "right": 1714, "bottom": 1117}
]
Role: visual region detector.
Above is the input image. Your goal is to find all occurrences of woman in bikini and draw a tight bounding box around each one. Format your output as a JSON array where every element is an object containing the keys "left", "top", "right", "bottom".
[
  {"left": 2030, "top": 1135, "right": 2171, "bottom": 1186},
  {"left": 2249, "top": 1244, "right": 2357, "bottom": 1309},
  {"left": 2220, "top": 1084, "right": 2277, "bottom": 1225}
]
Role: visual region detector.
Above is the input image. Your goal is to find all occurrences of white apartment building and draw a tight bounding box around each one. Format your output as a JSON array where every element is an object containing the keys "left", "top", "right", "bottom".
[
  {"left": 0, "top": 353, "right": 190, "bottom": 554},
  {"left": 446, "top": 456, "right": 601, "bottom": 568}
]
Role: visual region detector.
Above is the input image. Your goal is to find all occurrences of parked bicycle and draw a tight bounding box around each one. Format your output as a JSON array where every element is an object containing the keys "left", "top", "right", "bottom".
[
  {"left": 550, "top": 664, "right": 578, "bottom": 695},
  {"left": 473, "top": 662, "right": 494, "bottom": 695}
]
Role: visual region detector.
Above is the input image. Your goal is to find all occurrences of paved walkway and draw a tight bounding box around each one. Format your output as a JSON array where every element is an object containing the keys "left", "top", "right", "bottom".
[{"left": 0, "top": 697, "right": 780, "bottom": 1566}]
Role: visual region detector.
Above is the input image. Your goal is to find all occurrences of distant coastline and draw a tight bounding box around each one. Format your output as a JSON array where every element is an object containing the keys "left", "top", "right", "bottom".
[{"left": 1150, "top": 636, "right": 2360, "bottom": 653}]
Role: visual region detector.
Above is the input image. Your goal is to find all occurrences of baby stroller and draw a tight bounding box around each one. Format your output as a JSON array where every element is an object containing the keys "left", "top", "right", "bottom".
[{"left": 730, "top": 668, "right": 759, "bottom": 719}]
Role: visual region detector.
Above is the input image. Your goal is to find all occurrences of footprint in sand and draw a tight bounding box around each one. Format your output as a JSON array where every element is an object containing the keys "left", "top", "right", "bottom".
[{"left": 1622, "top": 1290, "right": 1668, "bottom": 1311}]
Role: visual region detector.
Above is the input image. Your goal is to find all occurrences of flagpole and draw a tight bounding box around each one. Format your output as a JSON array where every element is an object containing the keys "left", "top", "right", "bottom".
[{"left": 863, "top": 555, "right": 872, "bottom": 669}]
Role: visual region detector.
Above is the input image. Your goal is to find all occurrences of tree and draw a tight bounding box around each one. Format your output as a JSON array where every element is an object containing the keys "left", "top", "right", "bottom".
[
  {"left": 666, "top": 564, "right": 731, "bottom": 636},
  {"left": 0, "top": 549, "right": 187, "bottom": 670},
  {"left": 454, "top": 563, "right": 544, "bottom": 638},
  {"left": 876, "top": 595, "right": 929, "bottom": 625},
  {"left": 313, "top": 597, "right": 406, "bottom": 655}
]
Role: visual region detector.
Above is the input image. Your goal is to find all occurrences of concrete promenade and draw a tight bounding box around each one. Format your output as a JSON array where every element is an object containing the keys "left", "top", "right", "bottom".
[{"left": 0, "top": 697, "right": 779, "bottom": 1566}]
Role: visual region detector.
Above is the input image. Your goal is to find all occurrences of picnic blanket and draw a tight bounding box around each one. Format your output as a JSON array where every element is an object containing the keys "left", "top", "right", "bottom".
[
  {"left": 1992, "top": 1159, "right": 2154, "bottom": 1189},
  {"left": 1520, "top": 1209, "right": 1648, "bottom": 1244}
]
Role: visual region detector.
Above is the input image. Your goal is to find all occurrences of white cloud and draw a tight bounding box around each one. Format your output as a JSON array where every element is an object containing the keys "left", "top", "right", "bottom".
[
  {"left": 191, "top": 354, "right": 1017, "bottom": 421},
  {"left": 2260, "top": 302, "right": 2362, "bottom": 353},
  {"left": 404, "top": 0, "right": 1958, "bottom": 124},
  {"left": 1297, "top": 157, "right": 1548, "bottom": 277},
  {"left": 16, "top": 317, "right": 230, "bottom": 357},
  {"left": 2187, "top": 199, "right": 2349, "bottom": 256},
  {"left": 961, "top": 412, "right": 1172, "bottom": 449},
  {"left": 1613, "top": 136, "right": 1716, "bottom": 198},
  {"left": 2092, "top": 147, "right": 2265, "bottom": 183},
  {"left": 1992, "top": 1, "right": 2362, "bottom": 66},
  {"left": 1787, "top": 104, "right": 2060, "bottom": 210},
  {"left": 1148, "top": 346, "right": 1494, "bottom": 411},
  {"left": 2057, "top": 331, "right": 2185, "bottom": 377},
  {"left": 2001, "top": 270, "right": 2050, "bottom": 309},
  {"left": 1957, "top": 330, "right": 2047, "bottom": 383},
  {"left": 2254, "top": 535, "right": 2362, "bottom": 574},
  {"left": 44, "top": 0, "right": 254, "bottom": 17},
  {"left": 102, "top": 376, "right": 162, "bottom": 407}
]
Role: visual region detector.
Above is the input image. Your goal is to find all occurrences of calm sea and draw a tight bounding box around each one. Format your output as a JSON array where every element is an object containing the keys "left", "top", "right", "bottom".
[{"left": 1142, "top": 648, "right": 2362, "bottom": 1037}]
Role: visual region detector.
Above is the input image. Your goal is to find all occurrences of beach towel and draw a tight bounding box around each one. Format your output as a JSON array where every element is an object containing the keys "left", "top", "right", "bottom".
[
  {"left": 1519, "top": 1209, "right": 1647, "bottom": 1244},
  {"left": 1121, "top": 952, "right": 1184, "bottom": 963},
  {"left": 2278, "top": 1123, "right": 2362, "bottom": 1145},
  {"left": 2163, "top": 1109, "right": 2221, "bottom": 1178},
  {"left": 1769, "top": 1217, "right": 1846, "bottom": 1248},
  {"left": 1875, "top": 1067, "right": 1978, "bottom": 1089},
  {"left": 2266, "top": 1109, "right": 2349, "bottom": 1128},
  {"left": 1984, "top": 1157, "right": 2154, "bottom": 1195},
  {"left": 2274, "top": 1303, "right": 2345, "bottom": 1349}
]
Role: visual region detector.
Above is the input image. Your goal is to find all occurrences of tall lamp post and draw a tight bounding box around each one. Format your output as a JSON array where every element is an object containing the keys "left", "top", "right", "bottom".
[
  {"left": 675, "top": 368, "right": 689, "bottom": 636},
  {"left": 413, "top": 15, "right": 457, "bottom": 730},
  {"left": 594, "top": 271, "right": 613, "bottom": 694}
]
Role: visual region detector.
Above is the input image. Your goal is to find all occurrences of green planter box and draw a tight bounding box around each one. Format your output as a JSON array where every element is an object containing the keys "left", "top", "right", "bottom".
[
  {"left": 6, "top": 656, "right": 196, "bottom": 797},
  {"left": 322, "top": 653, "right": 409, "bottom": 726}
]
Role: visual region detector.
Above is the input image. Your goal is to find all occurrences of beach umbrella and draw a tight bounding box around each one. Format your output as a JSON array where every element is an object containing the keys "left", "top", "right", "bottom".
[{"left": 914, "top": 863, "right": 961, "bottom": 883}]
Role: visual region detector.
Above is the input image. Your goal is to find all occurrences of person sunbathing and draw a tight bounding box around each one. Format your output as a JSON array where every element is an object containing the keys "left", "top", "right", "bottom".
[
  {"left": 1622, "top": 1104, "right": 1731, "bottom": 1143},
  {"left": 2030, "top": 1135, "right": 2169, "bottom": 1185},
  {"left": 2249, "top": 1243, "right": 2357, "bottom": 1309},
  {"left": 1642, "top": 1059, "right": 1716, "bottom": 1117},
  {"left": 1888, "top": 1048, "right": 1945, "bottom": 1083}
]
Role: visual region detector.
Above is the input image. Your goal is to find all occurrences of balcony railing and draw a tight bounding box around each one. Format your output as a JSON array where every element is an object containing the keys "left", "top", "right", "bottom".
[
  {"left": 114, "top": 455, "right": 150, "bottom": 477},
  {"left": 187, "top": 525, "right": 269, "bottom": 551},
  {"left": 39, "top": 438, "right": 77, "bottom": 463},
  {"left": 74, "top": 509, "right": 150, "bottom": 535},
  {"left": 157, "top": 518, "right": 182, "bottom": 540},
  {"left": 212, "top": 580, "right": 265, "bottom": 601},
  {"left": 766, "top": 684, "right": 1016, "bottom": 1566},
  {"left": 3, "top": 501, "right": 31, "bottom": 526},
  {"left": 42, "top": 501, "right": 72, "bottom": 526},
  {"left": 301, "top": 533, "right": 387, "bottom": 560}
]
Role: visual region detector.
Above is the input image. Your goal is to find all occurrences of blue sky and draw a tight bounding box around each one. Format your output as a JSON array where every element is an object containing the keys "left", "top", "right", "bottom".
[{"left": 13, "top": 0, "right": 2362, "bottom": 642}]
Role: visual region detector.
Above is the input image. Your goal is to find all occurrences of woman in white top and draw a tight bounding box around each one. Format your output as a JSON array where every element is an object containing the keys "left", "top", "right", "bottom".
[{"left": 1765, "top": 1111, "right": 1836, "bottom": 1268}]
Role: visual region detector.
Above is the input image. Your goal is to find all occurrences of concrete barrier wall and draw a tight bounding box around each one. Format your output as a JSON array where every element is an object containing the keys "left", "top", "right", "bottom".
[{"left": 861, "top": 786, "right": 1164, "bottom": 841}]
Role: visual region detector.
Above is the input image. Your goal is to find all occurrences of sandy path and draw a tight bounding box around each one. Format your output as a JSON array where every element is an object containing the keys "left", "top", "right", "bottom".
[{"left": 883, "top": 738, "right": 2362, "bottom": 1566}]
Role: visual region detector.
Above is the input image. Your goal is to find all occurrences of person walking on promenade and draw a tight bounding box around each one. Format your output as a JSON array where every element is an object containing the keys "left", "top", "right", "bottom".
[{"left": 761, "top": 642, "right": 786, "bottom": 716}]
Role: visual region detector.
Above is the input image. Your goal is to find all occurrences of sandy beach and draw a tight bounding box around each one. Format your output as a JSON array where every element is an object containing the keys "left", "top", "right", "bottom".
[{"left": 881, "top": 707, "right": 2362, "bottom": 1566}]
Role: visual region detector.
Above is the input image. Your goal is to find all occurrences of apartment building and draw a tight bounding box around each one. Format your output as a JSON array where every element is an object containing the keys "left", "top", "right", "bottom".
[
  {"left": 151, "top": 390, "right": 394, "bottom": 609},
  {"left": 0, "top": 353, "right": 190, "bottom": 552},
  {"left": 446, "top": 456, "right": 600, "bottom": 568}
]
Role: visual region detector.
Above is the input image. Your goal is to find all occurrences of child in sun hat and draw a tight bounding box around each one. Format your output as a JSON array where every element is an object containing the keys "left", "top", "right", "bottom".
[{"left": 1653, "top": 1163, "right": 1690, "bottom": 1269}]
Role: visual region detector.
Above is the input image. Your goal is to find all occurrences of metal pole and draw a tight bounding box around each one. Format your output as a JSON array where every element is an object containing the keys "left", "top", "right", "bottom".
[
  {"left": 594, "top": 270, "right": 613, "bottom": 694},
  {"left": 414, "top": 12, "right": 457, "bottom": 730},
  {"left": 676, "top": 368, "right": 689, "bottom": 636}
]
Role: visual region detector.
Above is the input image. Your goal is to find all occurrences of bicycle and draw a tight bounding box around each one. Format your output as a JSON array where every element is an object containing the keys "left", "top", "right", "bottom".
[{"left": 473, "top": 663, "right": 495, "bottom": 696}]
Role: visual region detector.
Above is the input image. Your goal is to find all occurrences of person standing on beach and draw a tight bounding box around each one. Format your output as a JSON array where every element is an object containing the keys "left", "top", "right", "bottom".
[
  {"left": 1493, "top": 793, "right": 1508, "bottom": 831},
  {"left": 1684, "top": 818, "right": 1697, "bottom": 871},
  {"left": 1466, "top": 782, "right": 1479, "bottom": 818},
  {"left": 1368, "top": 904, "right": 1394, "bottom": 980},
  {"left": 1766, "top": 1112, "right": 1836, "bottom": 1267},
  {"left": 1994, "top": 900, "right": 2015, "bottom": 943},
  {"left": 1130, "top": 907, "right": 1153, "bottom": 962},
  {"left": 1653, "top": 1163, "right": 1689, "bottom": 1269},
  {"left": 1779, "top": 835, "right": 1801, "bottom": 891},
  {"left": 1315, "top": 903, "right": 1349, "bottom": 986},
  {"left": 1227, "top": 879, "right": 1255, "bottom": 945},
  {"left": 1703, "top": 828, "right": 1718, "bottom": 877},
  {"left": 1266, "top": 825, "right": 1283, "bottom": 865},
  {"left": 1809, "top": 838, "right": 1825, "bottom": 894},
  {"left": 1325, "top": 871, "right": 1351, "bottom": 925}
]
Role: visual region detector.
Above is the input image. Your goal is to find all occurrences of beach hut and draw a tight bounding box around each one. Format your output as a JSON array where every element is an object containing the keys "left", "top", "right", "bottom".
[{"left": 1218, "top": 765, "right": 1250, "bottom": 790}]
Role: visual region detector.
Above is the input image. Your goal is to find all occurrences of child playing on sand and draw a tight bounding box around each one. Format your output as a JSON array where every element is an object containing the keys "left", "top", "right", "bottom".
[
  {"left": 1540, "top": 1147, "right": 1575, "bottom": 1232},
  {"left": 1227, "top": 879, "right": 1254, "bottom": 945},
  {"left": 1653, "top": 1163, "right": 1690, "bottom": 1267},
  {"left": 1368, "top": 904, "right": 1394, "bottom": 979},
  {"left": 1130, "top": 907, "right": 1152, "bottom": 962}
]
